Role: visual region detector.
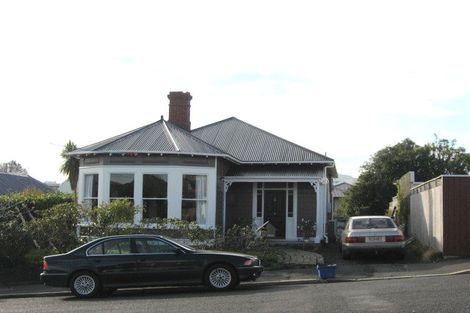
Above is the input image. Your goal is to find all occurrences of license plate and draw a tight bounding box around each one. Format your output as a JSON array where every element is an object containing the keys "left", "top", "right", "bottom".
[{"left": 366, "top": 236, "right": 385, "bottom": 242}]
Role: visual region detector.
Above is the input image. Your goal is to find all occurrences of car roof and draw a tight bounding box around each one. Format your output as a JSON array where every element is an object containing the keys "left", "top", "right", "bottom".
[{"left": 349, "top": 215, "right": 392, "bottom": 220}]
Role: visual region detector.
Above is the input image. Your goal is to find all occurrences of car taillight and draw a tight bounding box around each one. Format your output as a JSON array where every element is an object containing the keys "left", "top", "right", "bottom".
[
  {"left": 386, "top": 235, "right": 405, "bottom": 242},
  {"left": 42, "top": 259, "right": 48, "bottom": 271},
  {"left": 345, "top": 236, "right": 365, "bottom": 243}
]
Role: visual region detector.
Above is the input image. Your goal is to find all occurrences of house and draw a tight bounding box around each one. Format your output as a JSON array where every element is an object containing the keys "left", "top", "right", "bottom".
[
  {"left": 0, "top": 172, "right": 52, "bottom": 195},
  {"left": 70, "top": 92, "right": 337, "bottom": 242},
  {"left": 410, "top": 175, "right": 470, "bottom": 256},
  {"left": 44, "top": 180, "right": 73, "bottom": 193},
  {"left": 331, "top": 182, "right": 353, "bottom": 217}
]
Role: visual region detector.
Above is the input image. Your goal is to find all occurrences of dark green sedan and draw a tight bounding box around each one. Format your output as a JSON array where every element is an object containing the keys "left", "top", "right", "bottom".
[{"left": 40, "top": 234, "right": 263, "bottom": 298}]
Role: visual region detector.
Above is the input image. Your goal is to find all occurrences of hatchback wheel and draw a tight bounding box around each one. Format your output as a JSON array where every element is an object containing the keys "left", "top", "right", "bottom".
[
  {"left": 70, "top": 271, "right": 100, "bottom": 298},
  {"left": 205, "top": 264, "right": 236, "bottom": 290}
]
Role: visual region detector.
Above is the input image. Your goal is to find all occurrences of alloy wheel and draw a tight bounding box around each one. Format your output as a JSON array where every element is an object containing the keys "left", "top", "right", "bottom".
[{"left": 208, "top": 267, "right": 232, "bottom": 289}]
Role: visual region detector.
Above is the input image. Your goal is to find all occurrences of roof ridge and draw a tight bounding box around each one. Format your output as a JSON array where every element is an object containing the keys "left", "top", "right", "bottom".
[
  {"left": 166, "top": 120, "right": 237, "bottom": 158},
  {"left": 162, "top": 120, "right": 180, "bottom": 151}
]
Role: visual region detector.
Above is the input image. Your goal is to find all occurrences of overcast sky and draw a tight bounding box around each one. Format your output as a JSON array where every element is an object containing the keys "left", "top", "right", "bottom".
[{"left": 1, "top": 1, "right": 470, "bottom": 183}]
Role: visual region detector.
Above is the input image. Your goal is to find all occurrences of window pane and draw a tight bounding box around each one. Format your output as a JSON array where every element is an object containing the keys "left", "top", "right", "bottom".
[
  {"left": 288, "top": 190, "right": 294, "bottom": 217},
  {"left": 143, "top": 174, "right": 167, "bottom": 198},
  {"left": 110, "top": 174, "right": 134, "bottom": 198},
  {"left": 264, "top": 182, "right": 286, "bottom": 189},
  {"left": 182, "top": 175, "right": 207, "bottom": 199},
  {"left": 181, "top": 200, "right": 196, "bottom": 222},
  {"left": 84, "top": 174, "right": 98, "bottom": 198},
  {"left": 103, "top": 239, "right": 131, "bottom": 255},
  {"left": 88, "top": 243, "right": 103, "bottom": 255},
  {"left": 83, "top": 199, "right": 98, "bottom": 209},
  {"left": 135, "top": 239, "right": 176, "bottom": 254},
  {"left": 256, "top": 190, "right": 263, "bottom": 217},
  {"left": 182, "top": 200, "right": 206, "bottom": 224},
  {"left": 143, "top": 200, "right": 167, "bottom": 219}
]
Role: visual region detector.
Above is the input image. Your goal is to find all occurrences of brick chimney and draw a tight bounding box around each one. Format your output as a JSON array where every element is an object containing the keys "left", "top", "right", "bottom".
[{"left": 168, "top": 91, "right": 192, "bottom": 131}]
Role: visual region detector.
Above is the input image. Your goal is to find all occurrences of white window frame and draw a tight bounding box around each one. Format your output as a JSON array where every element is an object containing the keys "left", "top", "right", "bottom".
[{"left": 78, "top": 165, "right": 216, "bottom": 228}]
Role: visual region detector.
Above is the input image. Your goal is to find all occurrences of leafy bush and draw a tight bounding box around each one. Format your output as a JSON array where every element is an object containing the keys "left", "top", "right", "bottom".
[
  {"left": 24, "top": 248, "right": 58, "bottom": 268},
  {"left": 84, "top": 200, "right": 136, "bottom": 237},
  {"left": 0, "top": 215, "right": 32, "bottom": 267},
  {"left": 0, "top": 191, "right": 74, "bottom": 218},
  {"left": 297, "top": 218, "right": 315, "bottom": 241},
  {"left": 217, "top": 224, "right": 268, "bottom": 252},
  {"left": 27, "top": 202, "right": 80, "bottom": 253}
]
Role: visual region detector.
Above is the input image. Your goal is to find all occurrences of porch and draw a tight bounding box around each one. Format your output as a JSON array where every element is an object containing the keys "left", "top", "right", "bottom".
[{"left": 222, "top": 166, "right": 330, "bottom": 243}]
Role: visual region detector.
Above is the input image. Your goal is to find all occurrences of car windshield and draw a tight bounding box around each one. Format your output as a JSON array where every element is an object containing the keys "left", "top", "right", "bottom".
[{"left": 351, "top": 218, "right": 395, "bottom": 229}]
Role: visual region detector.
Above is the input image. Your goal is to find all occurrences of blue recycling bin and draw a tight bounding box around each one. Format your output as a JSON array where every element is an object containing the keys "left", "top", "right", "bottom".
[{"left": 317, "top": 264, "right": 336, "bottom": 279}]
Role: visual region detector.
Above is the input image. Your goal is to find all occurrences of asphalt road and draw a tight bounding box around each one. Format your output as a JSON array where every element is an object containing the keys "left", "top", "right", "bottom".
[{"left": 1, "top": 274, "right": 469, "bottom": 313}]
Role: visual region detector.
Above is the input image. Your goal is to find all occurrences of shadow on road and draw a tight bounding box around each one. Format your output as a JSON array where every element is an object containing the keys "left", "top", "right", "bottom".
[{"left": 61, "top": 284, "right": 307, "bottom": 302}]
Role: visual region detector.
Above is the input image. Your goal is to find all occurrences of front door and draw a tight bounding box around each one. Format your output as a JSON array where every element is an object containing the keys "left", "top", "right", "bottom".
[{"left": 264, "top": 190, "right": 286, "bottom": 238}]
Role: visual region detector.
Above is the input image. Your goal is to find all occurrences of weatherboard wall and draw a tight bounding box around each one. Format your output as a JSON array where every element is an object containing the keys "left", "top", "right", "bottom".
[{"left": 410, "top": 177, "right": 444, "bottom": 253}]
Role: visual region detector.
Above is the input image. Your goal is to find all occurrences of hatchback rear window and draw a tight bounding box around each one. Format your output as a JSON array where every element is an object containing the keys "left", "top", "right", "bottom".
[{"left": 352, "top": 218, "right": 395, "bottom": 229}]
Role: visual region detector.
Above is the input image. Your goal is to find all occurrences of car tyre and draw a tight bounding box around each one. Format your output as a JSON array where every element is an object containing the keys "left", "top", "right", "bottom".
[
  {"left": 70, "top": 271, "right": 101, "bottom": 298},
  {"left": 205, "top": 264, "right": 237, "bottom": 291}
]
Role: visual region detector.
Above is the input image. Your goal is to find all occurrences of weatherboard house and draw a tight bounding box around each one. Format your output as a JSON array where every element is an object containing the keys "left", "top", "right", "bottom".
[{"left": 71, "top": 92, "right": 337, "bottom": 242}]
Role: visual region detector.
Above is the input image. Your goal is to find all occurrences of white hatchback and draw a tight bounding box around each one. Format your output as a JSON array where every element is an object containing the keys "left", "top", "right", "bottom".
[{"left": 340, "top": 216, "right": 405, "bottom": 259}]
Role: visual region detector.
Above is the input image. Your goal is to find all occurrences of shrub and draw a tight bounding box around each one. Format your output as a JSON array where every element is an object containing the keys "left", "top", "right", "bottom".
[
  {"left": 0, "top": 216, "right": 32, "bottom": 267},
  {"left": 0, "top": 191, "right": 74, "bottom": 219},
  {"left": 27, "top": 202, "right": 80, "bottom": 253},
  {"left": 84, "top": 200, "right": 136, "bottom": 237},
  {"left": 217, "top": 224, "right": 268, "bottom": 252},
  {"left": 297, "top": 218, "right": 315, "bottom": 241}
]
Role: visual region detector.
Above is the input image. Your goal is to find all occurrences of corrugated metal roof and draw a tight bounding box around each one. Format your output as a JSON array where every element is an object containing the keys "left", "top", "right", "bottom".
[
  {"left": 192, "top": 117, "right": 334, "bottom": 163},
  {"left": 332, "top": 182, "right": 353, "bottom": 197},
  {"left": 71, "top": 116, "right": 335, "bottom": 167},
  {"left": 225, "top": 165, "right": 325, "bottom": 178},
  {"left": 0, "top": 173, "right": 52, "bottom": 195},
  {"left": 71, "top": 120, "right": 225, "bottom": 157}
]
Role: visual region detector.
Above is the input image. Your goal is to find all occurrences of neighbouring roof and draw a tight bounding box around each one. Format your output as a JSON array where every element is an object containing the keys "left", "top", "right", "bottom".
[
  {"left": 332, "top": 182, "right": 353, "bottom": 198},
  {"left": 192, "top": 117, "right": 333, "bottom": 164},
  {"left": 70, "top": 119, "right": 226, "bottom": 158},
  {"left": 71, "top": 116, "right": 335, "bottom": 166},
  {"left": 0, "top": 173, "right": 52, "bottom": 195}
]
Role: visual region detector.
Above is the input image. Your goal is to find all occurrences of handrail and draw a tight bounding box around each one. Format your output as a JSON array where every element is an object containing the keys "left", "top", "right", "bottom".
[{"left": 256, "top": 220, "right": 270, "bottom": 233}]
